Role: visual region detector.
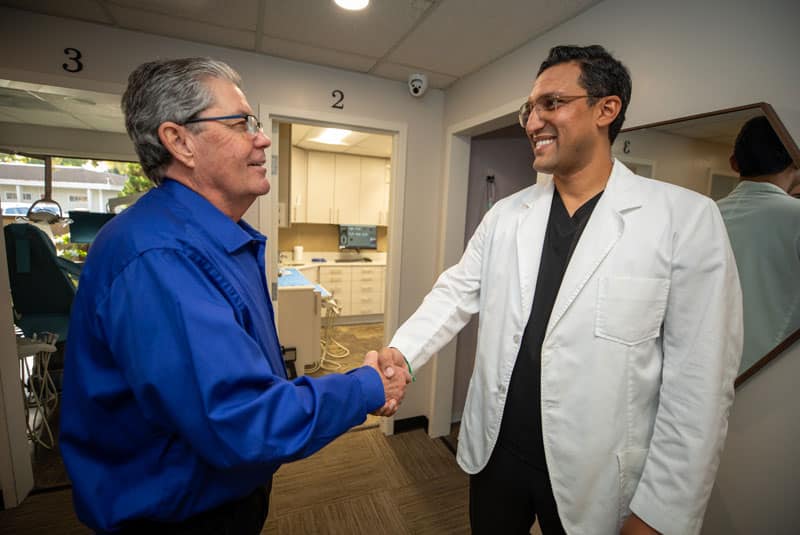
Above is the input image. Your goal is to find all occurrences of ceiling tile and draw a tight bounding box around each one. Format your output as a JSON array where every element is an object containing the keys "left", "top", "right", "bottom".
[
  {"left": 107, "top": 4, "right": 256, "bottom": 50},
  {"left": 0, "top": 0, "right": 114, "bottom": 24},
  {"left": 370, "top": 62, "right": 456, "bottom": 89},
  {"left": 260, "top": 0, "right": 432, "bottom": 58},
  {"left": 260, "top": 36, "right": 376, "bottom": 72},
  {"left": 109, "top": 0, "right": 259, "bottom": 31},
  {"left": 386, "top": 0, "right": 602, "bottom": 77}
]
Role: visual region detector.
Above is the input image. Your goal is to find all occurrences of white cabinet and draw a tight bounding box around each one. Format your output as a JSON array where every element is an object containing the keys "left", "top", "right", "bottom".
[
  {"left": 319, "top": 265, "right": 385, "bottom": 318},
  {"left": 306, "top": 152, "right": 335, "bottom": 224},
  {"left": 277, "top": 286, "right": 321, "bottom": 377},
  {"left": 333, "top": 154, "right": 361, "bottom": 224},
  {"left": 360, "top": 157, "right": 386, "bottom": 226},
  {"left": 319, "top": 266, "right": 352, "bottom": 316},
  {"left": 290, "top": 147, "right": 308, "bottom": 223},
  {"left": 299, "top": 149, "right": 390, "bottom": 226},
  {"left": 351, "top": 267, "right": 385, "bottom": 315}
]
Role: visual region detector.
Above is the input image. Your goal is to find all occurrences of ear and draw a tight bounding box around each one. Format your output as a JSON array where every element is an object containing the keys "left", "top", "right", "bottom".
[
  {"left": 158, "top": 122, "right": 197, "bottom": 169},
  {"left": 595, "top": 95, "right": 622, "bottom": 131},
  {"left": 729, "top": 154, "right": 740, "bottom": 174}
]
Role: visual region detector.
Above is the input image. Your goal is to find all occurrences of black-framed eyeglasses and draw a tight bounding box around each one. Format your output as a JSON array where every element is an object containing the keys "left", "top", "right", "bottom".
[
  {"left": 183, "top": 114, "right": 263, "bottom": 135},
  {"left": 518, "top": 95, "right": 592, "bottom": 127}
]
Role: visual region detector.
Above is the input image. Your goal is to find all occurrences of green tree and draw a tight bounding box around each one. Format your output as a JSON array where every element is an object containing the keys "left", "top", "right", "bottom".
[{"left": 107, "top": 162, "right": 152, "bottom": 196}]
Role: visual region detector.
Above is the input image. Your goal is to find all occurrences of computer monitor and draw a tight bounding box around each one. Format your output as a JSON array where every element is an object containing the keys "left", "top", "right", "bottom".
[
  {"left": 338, "top": 225, "right": 377, "bottom": 250},
  {"left": 69, "top": 211, "right": 115, "bottom": 244}
]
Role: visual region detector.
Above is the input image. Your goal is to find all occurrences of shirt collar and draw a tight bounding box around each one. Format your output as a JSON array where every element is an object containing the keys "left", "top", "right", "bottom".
[
  {"left": 160, "top": 178, "right": 267, "bottom": 253},
  {"left": 733, "top": 180, "right": 789, "bottom": 196}
]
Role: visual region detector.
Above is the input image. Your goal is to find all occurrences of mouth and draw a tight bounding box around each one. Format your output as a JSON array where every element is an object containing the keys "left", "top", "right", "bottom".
[{"left": 533, "top": 136, "right": 556, "bottom": 151}]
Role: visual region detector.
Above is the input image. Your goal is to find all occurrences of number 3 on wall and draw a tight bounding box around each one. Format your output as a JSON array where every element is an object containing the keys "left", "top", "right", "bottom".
[
  {"left": 331, "top": 89, "right": 344, "bottom": 109},
  {"left": 63, "top": 48, "right": 83, "bottom": 73}
]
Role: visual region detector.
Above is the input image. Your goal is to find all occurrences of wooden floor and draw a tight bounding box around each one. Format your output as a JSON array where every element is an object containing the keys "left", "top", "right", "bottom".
[{"left": 0, "top": 426, "right": 470, "bottom": 534}]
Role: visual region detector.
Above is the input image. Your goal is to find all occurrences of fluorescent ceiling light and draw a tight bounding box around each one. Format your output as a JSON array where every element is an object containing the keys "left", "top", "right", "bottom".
[
  {"left": 308, "top": 128, "right": 353, "bottom": 145},
  {"left": 334, "top": 0, "right": 369, "bottom": 11}
]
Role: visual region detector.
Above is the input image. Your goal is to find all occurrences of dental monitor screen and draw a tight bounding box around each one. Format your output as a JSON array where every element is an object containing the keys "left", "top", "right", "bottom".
[{"left": 338, "top": 225, "right": 377, "bottom": 251}]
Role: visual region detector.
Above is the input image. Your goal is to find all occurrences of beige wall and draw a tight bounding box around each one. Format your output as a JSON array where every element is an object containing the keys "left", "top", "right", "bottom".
[
  {"left": 611, "top": 129, "right": 733, "bottom": 195},
  {"left": 278, "top": 223, "right": 388, "bottom": 253}
]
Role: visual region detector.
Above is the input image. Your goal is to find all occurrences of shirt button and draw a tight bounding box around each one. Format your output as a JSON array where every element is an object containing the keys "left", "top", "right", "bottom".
[
  {"left": 499, "top": 384, "right": 506, "bottom": 394},
  {"left": 513, "top": 334, "right": 521, "bottom": 344}
]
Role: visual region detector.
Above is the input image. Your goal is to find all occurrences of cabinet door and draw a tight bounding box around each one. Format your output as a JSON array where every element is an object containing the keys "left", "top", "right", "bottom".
[
  {"left": 333, "top": 154, "right": 361, "bottom": 225},
  {"left": 306, "top": 152, "right": 335, "bottom": 224},
  {"left": 290, "top": 147, "right": 308, "bottom": 223},
  {"left": 359, "top": 157, "right": 386, "bottom": 225}
]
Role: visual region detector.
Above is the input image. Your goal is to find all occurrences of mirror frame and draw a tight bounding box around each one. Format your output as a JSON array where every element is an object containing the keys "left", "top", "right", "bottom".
[{"left": 619, "top": 102, "right": 800, "bottom": 388}]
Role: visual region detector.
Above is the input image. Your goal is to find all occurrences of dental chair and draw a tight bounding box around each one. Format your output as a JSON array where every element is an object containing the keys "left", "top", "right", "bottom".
[{"left": 4, "top": 222, "right": 81, "bottom": 342}]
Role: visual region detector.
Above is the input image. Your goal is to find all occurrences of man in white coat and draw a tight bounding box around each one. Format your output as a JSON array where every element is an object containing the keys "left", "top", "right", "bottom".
[{"left": 373, "top": 45, "right": 743, "bottom": 534}]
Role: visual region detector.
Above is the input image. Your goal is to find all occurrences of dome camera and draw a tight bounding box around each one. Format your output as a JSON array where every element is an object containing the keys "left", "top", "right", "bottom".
[{"left": 408, "top": 73, "right": 429, "bottom": 98}]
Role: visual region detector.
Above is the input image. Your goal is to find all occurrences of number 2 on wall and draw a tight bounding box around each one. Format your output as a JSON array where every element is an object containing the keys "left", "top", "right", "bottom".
[
  {"left": 63, "top": 48, "right": 83, "bottom": 73},
  {"left": 331, "top": 89, "right": 344, "bottom": 109}
]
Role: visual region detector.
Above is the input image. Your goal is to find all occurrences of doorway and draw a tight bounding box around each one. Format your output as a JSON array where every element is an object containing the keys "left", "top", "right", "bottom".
[{"left": 273, "top": 119, "right": 394, "bottom": 394}]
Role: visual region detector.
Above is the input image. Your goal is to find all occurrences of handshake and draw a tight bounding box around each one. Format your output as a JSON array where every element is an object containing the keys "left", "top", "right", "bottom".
[{"left": 363, "top": 347, "right": 413, "bottom": 417}]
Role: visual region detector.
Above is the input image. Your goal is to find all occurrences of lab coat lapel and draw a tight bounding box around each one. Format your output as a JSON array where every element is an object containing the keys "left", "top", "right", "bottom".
[
  {"left": 545, "top": 161, "right": 643, "bottom": 340},
  {"left": 516, "top": 175, "right": 554, "bottom": 323}
]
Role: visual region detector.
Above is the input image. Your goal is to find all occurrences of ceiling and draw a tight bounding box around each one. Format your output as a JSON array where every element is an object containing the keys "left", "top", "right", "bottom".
[
  {"left": 1, "top": 0, "right": 601, "bottom": 90},
  {"left": 0, "top": 0, "right": 603, "bottom": 149},
  {"left": 643, "top": 108, "right": 764, "bottom": 146},
  {"left": 291, "top": 123, "right": 392, "bottom": 158}
]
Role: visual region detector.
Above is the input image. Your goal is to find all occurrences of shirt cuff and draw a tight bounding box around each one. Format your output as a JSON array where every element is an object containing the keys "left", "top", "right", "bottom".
[{"left": 346, "top": 366, "right": 385, "bottom": 413}]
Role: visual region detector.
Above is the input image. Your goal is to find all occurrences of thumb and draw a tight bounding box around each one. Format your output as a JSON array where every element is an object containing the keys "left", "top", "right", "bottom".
[{"left": 364, "top": 350, "right": 378, "bottom": 367}]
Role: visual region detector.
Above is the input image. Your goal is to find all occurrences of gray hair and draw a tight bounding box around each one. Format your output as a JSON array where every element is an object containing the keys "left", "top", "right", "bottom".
[{"left": 121, "top": 57, "right": 242, "bottom": 185}]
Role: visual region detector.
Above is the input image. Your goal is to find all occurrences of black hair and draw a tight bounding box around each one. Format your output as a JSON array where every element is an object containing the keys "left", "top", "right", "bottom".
[
  {"left": 733, "top": 116, "right": 792, "bottom": 178},
  {"left": 537, "top": 45, "right": 631, "bottom": 143}
]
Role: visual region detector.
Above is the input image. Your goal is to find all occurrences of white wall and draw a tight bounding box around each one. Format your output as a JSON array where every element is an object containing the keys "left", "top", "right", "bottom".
[
  {"left": 611, "top": 129, "right": 732, "bottom": 194},
  {"left": 0, "top": 6, "right": 447, "bottom": 499},
  {"left": 445, "top": 0, "right": 800, "bottom": 139},
  {"left": 703, "top": 338, "right": 800, "bottom": 535}
]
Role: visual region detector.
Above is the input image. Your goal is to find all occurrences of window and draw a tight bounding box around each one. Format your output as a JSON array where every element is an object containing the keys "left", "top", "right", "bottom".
[
  {"left": 22, "top": 192, "right": 32, "bottom": 201},
  {"left": 5, "top": 192, "right": 17, "bottom": 200},
  {"left": 69, "top": 194, "right": 88, "bottom": 202}
]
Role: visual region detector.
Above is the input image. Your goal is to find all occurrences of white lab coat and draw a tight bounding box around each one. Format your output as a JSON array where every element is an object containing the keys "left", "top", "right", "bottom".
[{"left": 389, "top": 160, "right": 742, "bottom": 535}]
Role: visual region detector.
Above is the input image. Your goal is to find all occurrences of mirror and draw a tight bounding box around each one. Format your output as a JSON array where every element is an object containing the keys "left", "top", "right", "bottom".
[{"left": 612, "top": 103, "right": 800, "bottom": 384}]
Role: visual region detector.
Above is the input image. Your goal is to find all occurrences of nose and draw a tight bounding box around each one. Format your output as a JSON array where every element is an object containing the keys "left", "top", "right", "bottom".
[
  {"left": 255, "top": 130, "right": 271, "bottom": 149},
  {"left": 525, "top": 107, "right": 545, "bottom": 137}
]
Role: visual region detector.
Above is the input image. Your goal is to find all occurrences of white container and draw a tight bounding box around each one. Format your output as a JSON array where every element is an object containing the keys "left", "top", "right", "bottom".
[{"left": 293, "top": 245, "right": 304, "bottom": 262}]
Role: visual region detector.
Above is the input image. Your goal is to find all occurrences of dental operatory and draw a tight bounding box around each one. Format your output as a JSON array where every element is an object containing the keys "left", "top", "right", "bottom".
[{"left": 0, "top": 1, "right": 798, "bottom": 534}]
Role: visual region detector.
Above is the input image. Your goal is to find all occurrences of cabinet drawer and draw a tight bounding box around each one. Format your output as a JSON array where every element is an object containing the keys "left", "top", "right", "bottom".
[
  {"left": 323, "top": 280, "right": 351, "bottom": 297},
  {"left": 352, "top": 267, "right": 385, "bottom": 281},
  {"left": 319, "top": 268, "right": 351, "bottom": 284},
  {"left": 353, "top": 283, "right": 381, "bottom": 294}
]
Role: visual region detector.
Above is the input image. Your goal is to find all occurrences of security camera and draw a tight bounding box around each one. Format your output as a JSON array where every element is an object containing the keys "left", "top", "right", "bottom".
[{"left": 408, "top": 73, "right": 429, "bottom": 98}]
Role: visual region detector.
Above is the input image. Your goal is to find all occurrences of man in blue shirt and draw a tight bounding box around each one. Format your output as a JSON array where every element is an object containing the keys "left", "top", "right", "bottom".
[{"left": 60, "top": 57, "right": 409, "bottom": 534}]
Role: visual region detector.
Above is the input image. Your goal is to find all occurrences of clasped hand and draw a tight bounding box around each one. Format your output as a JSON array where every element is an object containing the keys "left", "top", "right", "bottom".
[{"left": 363, "top": 347, "right": 412, "bottom": 417}]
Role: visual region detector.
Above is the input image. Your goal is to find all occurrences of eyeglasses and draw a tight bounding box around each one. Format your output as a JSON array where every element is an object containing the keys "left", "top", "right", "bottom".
[
  {"left": 518, "top": 94, "right": 592, "bottom": 127},
  {"left": 183, "top": 114, "right": 263, "bottom": 135}
]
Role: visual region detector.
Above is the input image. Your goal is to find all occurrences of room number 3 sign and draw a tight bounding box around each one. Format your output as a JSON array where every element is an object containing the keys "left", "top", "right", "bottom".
[{"left": 62, "top": 48, "right": 83, "bottom": 73}]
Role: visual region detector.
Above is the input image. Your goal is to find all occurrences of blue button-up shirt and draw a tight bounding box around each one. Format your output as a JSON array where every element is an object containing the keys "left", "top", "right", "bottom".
[{"left": 60, "top": 179, "right": 384, "bottom": 533}]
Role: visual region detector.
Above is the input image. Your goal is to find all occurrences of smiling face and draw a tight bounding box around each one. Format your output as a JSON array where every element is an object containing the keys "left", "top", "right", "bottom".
[
  {"left": 186, "top": 77, "right": 272, "bottom": 218},
  {"left": 525, "top": 62, "right": 608, "bottom": 179}
]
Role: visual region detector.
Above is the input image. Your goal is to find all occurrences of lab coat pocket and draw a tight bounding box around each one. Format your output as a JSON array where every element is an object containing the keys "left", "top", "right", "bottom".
[
  {"left": 616, "top": 447, "right": 649, "bottom": 525},
  {"left": 595, "top": 277, "right": 670, "bottom": 345}
]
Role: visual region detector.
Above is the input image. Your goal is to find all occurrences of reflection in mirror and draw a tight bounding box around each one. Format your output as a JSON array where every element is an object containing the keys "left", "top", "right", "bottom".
[{"left": 612, "top": 104, "right": 800, "bottom": 380}]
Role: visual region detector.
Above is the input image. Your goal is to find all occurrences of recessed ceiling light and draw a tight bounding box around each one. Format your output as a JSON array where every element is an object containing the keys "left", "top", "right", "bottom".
[
  {"left": 334, "top": 0, "right": 369, "bottom": 11},
  {"left": 308, "top": 128, "right": 353, "bottom": 145}
]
